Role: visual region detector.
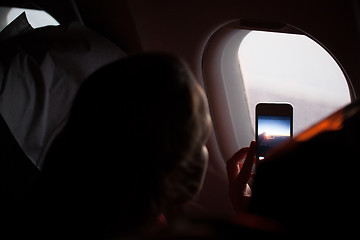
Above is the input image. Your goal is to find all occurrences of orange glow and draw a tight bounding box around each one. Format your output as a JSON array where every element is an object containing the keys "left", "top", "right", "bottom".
[{"left": 295, "top": 109, "right": 344, "bottom": 142}]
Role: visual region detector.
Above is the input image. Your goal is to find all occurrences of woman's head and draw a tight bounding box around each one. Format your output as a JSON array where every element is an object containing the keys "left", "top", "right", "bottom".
[{"left": 41, "top": 53, "right": 211, "bottom": 237}]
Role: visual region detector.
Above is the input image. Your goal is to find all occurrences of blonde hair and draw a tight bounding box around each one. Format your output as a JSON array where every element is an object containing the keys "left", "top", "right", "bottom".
[{"left": 41, "top": 53, "right": 211, "bottom": 237}]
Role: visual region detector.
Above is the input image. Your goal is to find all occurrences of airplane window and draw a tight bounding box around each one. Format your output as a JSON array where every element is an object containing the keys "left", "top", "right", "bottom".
[
  {"left": 203, "top": 27, "right": 351, "bottom": 161},
  {"left": 239, "top": 31, "right": 351, "bottom": 135},
  {"left": 0, "top": 7, "right": 59, "bottom": 31}
]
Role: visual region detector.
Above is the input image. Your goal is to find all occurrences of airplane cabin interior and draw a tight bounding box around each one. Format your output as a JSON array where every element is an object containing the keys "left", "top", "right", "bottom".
[{"left": 0, "top": 0, "right": 359, "bottom": 238}]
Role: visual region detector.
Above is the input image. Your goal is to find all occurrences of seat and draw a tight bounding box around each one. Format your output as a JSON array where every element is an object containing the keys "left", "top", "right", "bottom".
[
  {"left": 0, "top": 12, "right": 126, "bottom": 169},
  {"left": 0, "top": 112, "right": 39, "bottom": 209}
]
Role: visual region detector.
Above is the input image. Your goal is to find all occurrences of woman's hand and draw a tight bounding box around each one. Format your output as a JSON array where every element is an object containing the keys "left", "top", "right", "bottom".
[{"left": 226, "top": 141, "right": 257, "bottom": 215}]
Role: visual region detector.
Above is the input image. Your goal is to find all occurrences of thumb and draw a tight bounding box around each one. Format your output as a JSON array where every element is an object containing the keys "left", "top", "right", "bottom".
[{"left": 236, "top": 141, "right": 256, "bottom": 192}]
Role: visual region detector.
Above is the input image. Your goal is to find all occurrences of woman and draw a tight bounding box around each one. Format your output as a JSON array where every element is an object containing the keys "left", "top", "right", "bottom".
[{"left": 35, "top": 53, "right": 212, "bottom": 239}]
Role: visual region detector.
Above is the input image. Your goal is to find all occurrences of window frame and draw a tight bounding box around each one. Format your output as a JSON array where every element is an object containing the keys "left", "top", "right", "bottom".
[{"left": 202, "top": 20, "right": 353, "bottom": 161}]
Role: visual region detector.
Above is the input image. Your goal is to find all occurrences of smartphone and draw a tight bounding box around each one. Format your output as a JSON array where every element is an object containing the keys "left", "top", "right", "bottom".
[{"left": 256, "top": 103, "right": 293, "bottom": 164}]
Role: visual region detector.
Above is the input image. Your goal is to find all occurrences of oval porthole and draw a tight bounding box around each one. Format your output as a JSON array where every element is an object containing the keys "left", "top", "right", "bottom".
[{"left": 203, "top": 24, "right": 351, "bottom": 160}]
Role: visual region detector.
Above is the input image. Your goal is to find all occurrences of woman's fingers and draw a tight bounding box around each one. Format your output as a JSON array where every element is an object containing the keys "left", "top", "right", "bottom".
[{"left": 226, "top": 147, "right": 249, "bottom": 183}]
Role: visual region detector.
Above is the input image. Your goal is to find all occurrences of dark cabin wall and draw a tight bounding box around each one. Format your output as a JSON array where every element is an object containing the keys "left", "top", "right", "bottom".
[
  {"left": 1, "top": 1, "right": 357, "bottom": 97},
  {"left": 76, "top": 0, "right": 360, "bottom": 99}
]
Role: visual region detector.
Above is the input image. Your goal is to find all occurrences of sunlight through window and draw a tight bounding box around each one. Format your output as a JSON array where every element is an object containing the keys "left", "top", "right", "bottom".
[{"left": 238, "top": 31, "right": 351, "bottom": 135}]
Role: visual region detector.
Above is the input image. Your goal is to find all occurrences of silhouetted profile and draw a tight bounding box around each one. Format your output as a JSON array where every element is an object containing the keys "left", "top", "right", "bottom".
[{"left": 33, "top": 53, "right": 211, "bottom": 239}]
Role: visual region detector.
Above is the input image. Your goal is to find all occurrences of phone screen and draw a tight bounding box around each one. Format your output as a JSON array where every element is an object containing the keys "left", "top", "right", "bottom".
[{"left": 256, "top": 103, "right": 293, "bottom": 162}]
